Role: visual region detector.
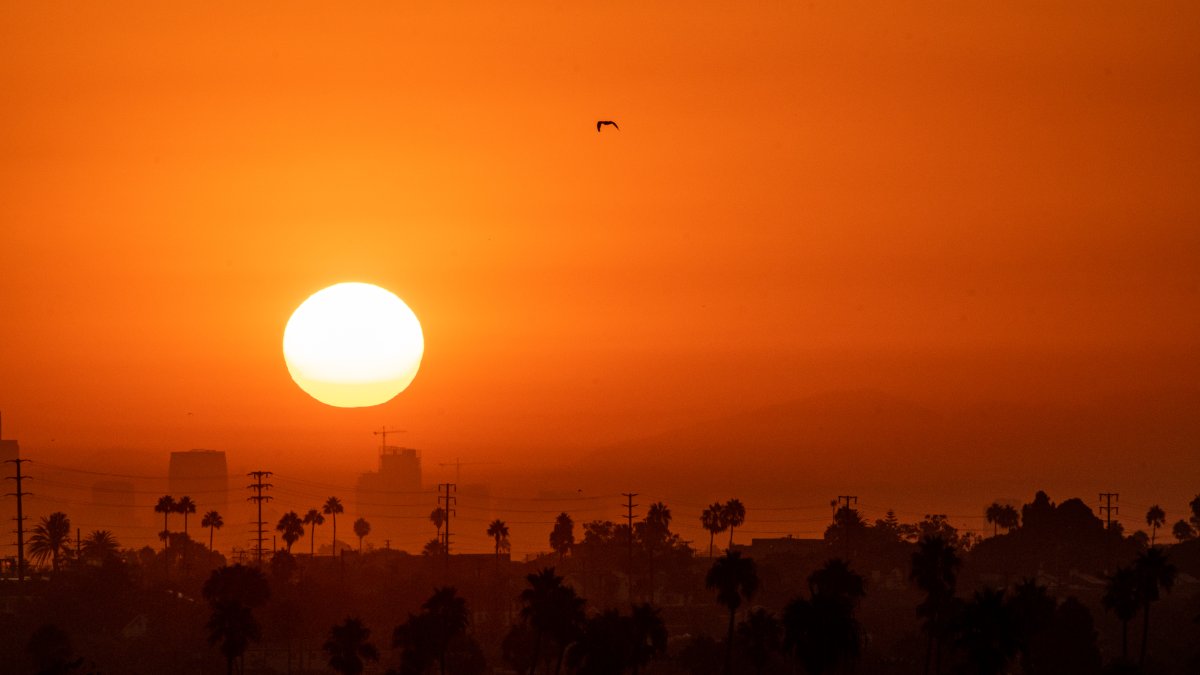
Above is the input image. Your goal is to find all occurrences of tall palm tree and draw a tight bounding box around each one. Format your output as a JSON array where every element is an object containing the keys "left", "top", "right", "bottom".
[
  {"left": 201, "top": 510, "right": 224, "bottom": 551},
  {"left": 910, "top": 535, "right": 960, "bottom": 675},
  {"left": 487, "top": 519, "right": 510, "bottom": 561},
  {"left": 701, "top": 502, "right": 727, "bottom": 557},
  {"left": 324, "top": 617, "right": 379, "bottom": 675},
  {"left": 722, "top": 499, "right": 746, "bottom": 548},
  {"left": 985, "top": 502, "right": 1003, "bottom": 537},
  {"left": 303, "top": 508, "right": 325, "bottom": 556},
  {"left": 208, "top": 599, "right": 260, "bottom": 675},
  {"left": 276, "top": 511, "right": 305, "bottom": 553},
  {"left": 424, "top": 586, "right": 471, "bottom": 675},
  {"left": 550, "top": 512, "right": 574, "bottom": 560},
  {"left": 644, "top": 502, "right": 672, "bottom": 602},
  {"left": 1134, "top": 547, "right": 1177, "bottom": 666},
  {"left": 997, "top": 504, "right": 1020, "bottom": 533},
  {"left": 1102, "top": 566, "right": 1139, "bottom": 662},
  {"left": 155, "top": 495, "right": 177, "bottom": 542},
  {"left": 628, "top": 603, "right": 668, "bottom": 675},
  {"left": 81, "top": 530, "right": 120, "bottom": 562},
  {"left": 520, "top": 567, "right": 586, "bottom": 675},
  {"left": 353, "top": 517, "right": 370, "bottom": 552},
  {"left": 28, "top": 512, "right": 72, "bottom": 571},
  {"left": 737, "top": 608, "right": 781, "bottom": 675},
  {"left": 323, "top": 496, "right": 344, "bottom": 556},
  {"left": 1145, "top": 505, "right": 1166, "bottom": 545},
  {"left": 706, "top": 550, "right": 759, "bottom": 675},
  {"left": 175, "top": 496, "right": 197, "bottom": 538},
  {"left": 957, "top": 588, "right": 1018, "bottom": 675},
  {"left": 431, "top": 507, "right": 446, "bottom": 542},
  {"left": 783, "top": 558, "right": 867, "bottom": 675}
]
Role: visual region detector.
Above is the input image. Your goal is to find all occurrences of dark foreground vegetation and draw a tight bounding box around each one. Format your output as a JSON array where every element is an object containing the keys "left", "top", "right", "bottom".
[{"left": 3, "top": 490, "right": 1200, "bottom": 674}]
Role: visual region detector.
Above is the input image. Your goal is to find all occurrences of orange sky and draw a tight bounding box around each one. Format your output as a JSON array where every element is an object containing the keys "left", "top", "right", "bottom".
[{"left": 2, "top": 3, "right": 1198, "bottom": 551}]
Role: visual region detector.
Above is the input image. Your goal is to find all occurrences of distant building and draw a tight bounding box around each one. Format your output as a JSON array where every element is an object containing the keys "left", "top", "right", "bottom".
[
  {"left": 0, "top": 417, "right": 18, "bottom": 564},
  {"left": 356, "top": 447, "right": 423, "bottom": 550},
  {"left": 168, "top": 449, "right": 229, "bottom": 515}
]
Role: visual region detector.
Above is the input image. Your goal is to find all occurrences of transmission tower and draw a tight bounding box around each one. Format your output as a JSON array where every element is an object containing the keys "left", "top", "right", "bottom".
[
  {"left": 4, "top": 458, "right": 31, "bottom": 583},
  {"left": 622, "top": 492, "right": 639, "bottom": 595},
  {"left": 438, "top": 482, "right": 456, "bottom": 570},
  {"left": 247, "top": 471, "right": 273, "bottom": 564}
]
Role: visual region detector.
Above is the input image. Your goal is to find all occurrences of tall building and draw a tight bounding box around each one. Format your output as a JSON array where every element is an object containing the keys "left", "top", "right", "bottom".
[
  {"left": 168, "top": 449, "right": 229, "bottom": 515},
  {"left": 355, "top": 447, "right": 423, "bottom": 551}
]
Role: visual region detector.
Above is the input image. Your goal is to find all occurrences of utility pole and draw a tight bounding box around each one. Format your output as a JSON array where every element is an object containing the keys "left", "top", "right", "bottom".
[
  {"left": 835, "top": 495, "right": 858, "bottom": 513},
  {"left": 622, "top": 492, "right": 638, "bottom": 598},
  {"left": 247, "top": 471, "right": 273, "bottom": 565},
  {"left": 1099, "top": 492, "right": 1119, "bottom": 529},
  {"left": 438, "top": 483, "right": 456, "bottom": 571},
  {"left": 4, "top": 458, "right": 31, "bottom": 583}
]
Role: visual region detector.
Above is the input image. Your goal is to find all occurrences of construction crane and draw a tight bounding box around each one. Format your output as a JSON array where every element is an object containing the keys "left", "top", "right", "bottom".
[
  {"left": 371, "top": 427, "right": 406, "bottom": 453},
  {"left": 436, "top": 458, "right": 499, "bottom": 484}
]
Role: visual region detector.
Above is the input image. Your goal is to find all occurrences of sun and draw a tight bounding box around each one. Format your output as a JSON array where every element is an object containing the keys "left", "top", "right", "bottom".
[{"left": 283, "top": 282, "right": 424, "bottom": 407}]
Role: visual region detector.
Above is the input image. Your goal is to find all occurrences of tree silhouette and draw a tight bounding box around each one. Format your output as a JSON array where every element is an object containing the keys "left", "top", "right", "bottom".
[
  {"left": 956, "top": 588, "right": 1018, "bottom": 675},
  {"left": 985, "top": 502, "right": 1003, "bottom": 537},
  {"left": 1190, "top": 493, "right": 1200, "bottom": 531},
  {"left": 706, "top": 550, "right": 758, "bottom": 675},
  {"left": 26, "top": 623, "right": 84, "bottom": 675},
  {"left": 276, "top": 511, "right": 305, "bottom": 553},
  {"left": 1145, "top": 505, "right": 1165, "bottom": 545},
  {"left": 1173, "top": 519, "right": 1196, "bottom": 542},
  {"left": 323, "top": 496, "right": 344, "bottom": 556},
  {"left": 28, "top": 512, "right": 71, "bottom": 572},
  {"left": 80, "top": 530, "right": 119, "bottom": 563},
  {"left": 431, "top": 507, "right": 446, "bottom": 542},
  {"left": 1134, "top": 546, "right": 1176, "bottom": 666},
  {"left": 1005, "top": 578, "right": 1055, "bottom": 673},
  {"left": 203, "top": 565, "right": 269, "bottom": 675},
  {"left": 353, "top": 517, "right": 370, "bottom": 552},
  {"left": 737, "top": 608, "right": 781, "bottom": 675},
  {"left": 721, "top": 499, "right": 746, "bottom": 548},
  {"left": 154, "top": 495, "right": 176, "bottom": 542},
  {"left": 324, "top": 617, "right": 379, "bottom": 675},
  {"left": 201, "top": 510, "right": 223, "bottom": 552},
  {"left": 520, "top": 567, "right": 586, "bottom": 675},
  {"left": 628, "top": 603, "right": 668, "bottom": 675},
  {"left": 487, "top": 518, "right": 510, "bottom": 561},
  {"left": 701, "top": 502, "right": 728, "bottom": 558},
  {"left": 422, "top": 586, "right": 470, "bottom": 675},
  {"left": 175, "top": 496, "right": 197, "bottom": 537},
  {"left": 1102, "top": 566, "right": 1139, "bottom": 662},
  {"left": 910, "top": 535, "right": 960, "bottom": 675},
  {"left": 997, "top": 504, "right": 1019, "bottom": 533},
  {"left": 566, "top": 609, "right": 633, "bottom": 675},
  {"left": 303, "top": 508, "right": 325, "bottom": 556},
  {"left": 641, "top": 502, "right": 672, "bottom": 602},
  {"left": 423, "top": 537, "right": 447, "bottom": 558},
  {"left": 550, "top": 512, "right": 574, "bottom": 561},
  {"left": 783, "top": 558, "right": 866, "bottom": 675}
]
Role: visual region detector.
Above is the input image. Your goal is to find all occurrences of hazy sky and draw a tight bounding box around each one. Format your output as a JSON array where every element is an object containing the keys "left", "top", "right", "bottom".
[{"left": 1, "top": 3, "right": 1197, "bottom": 549}]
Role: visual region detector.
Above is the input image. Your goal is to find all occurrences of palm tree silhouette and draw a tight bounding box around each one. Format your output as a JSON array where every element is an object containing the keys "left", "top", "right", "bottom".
[
  {"left": 208, "top": 600, "right": 260, "bottom": 675},
  {"left": 323, "top": 496, "right": 344, "bottom": 556},
  {"left": 324, "top": 617, "right": 379, "bottom": 675},
  {"left": 722, "top": 499, "right": 746, "bottom": 548},
  {"left": 488, "top": 519, "right": 510, "bottom": 561},
  {"left": 424, "top": 586, "right": 471, "bottom": 675},
  {"left": 276, "top": 511, "right": 305, "bottom": 553},
  {"left": 430, "top": 507, "right": 446, "bottom": 542},
  {"left": 1102, "top": 566, "right": 1138, "bottom": 662},
  {"left": 784, "top": 558, "right": 867, "bottom": 675},
  {"left": 737, "top": 608, "right": 781, "bottom": 675},
  {"left": 28, "top": 512, "right": 71, "bottom": 572},
  {"left": 910, "top": 535, "right": 960, "bottom": 675},
  {"left": 1134, "top": 546, "right": 1177, "bottom": 666},
  {"left": 550, "top": 512, "right": 575, "bottom": 561},
  {"left": 353, "top": 517, "right": 370, "bottom": 552},
  {"left": 701, "top": 502, "right": 727, "bottom": 557},
  {"left": 706, "top": 550, "right": 759, "bottom": 675},
  {"left": 957, "top": 588, "right": 1018, "bottom": 675},
  {"left": 520, "top": 567, "right": 586, "bottom": 675},
  {"left": 643, "top": 502, "right": 672, "bottom": 602},
  {"left": 628, "top": 603, "right": 668, "bottom": 675},
  {"left": 1145, "top": 505, "right": 1165, "bottom": 545},
  {"left": 201, "top": 510, "right": 223, "bottom": 552},
  {"left": 1173, "top": 519, "right": 1196, "bottom": 542},
  {"left": 175, "top": 496, "right": 197, "bottom": 538},
  {"left": 303, "top": 508, "right": 325, "bottom": 556},
  {"left": 154, "top": 495, "right": 176, "bottom": 542},
  {"left": 565, "top": 609, "right": 632, "bottom": 675},
  {"left": 81, "top": 530, "right": 120, "bottom": 562}
]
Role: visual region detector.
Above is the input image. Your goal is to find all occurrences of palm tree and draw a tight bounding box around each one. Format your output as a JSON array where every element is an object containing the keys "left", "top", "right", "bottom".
[
  {"left": 997, "top": 504, "right": 1020, "bottom": 533},
  {"left": 985, "top": 502, "right": 1003, "bottom": 537},
  {"left": 175, "top": 496, "right": 197, "bottom": 537},
  {"left": 208, "top": 599, "right": 260, "bottom": 675},
  {"left": 424, "top": 586, "right": 470, "bottom": 675},
  {"left": 303, "top": 508, "right": 325, "bottom": 556},
  {"left": 28, "top": 512, "right": 71, "bottom": 572},
  {"left": 722, "top": 499, "right": 746, "bottom": 548},
  {"left": 1102, "top": 566, "right": 1139, "bottom": 662},
  {"left": 1134, "top": 546, "right": 1177, "bottom": 666},
  {"left": 430, "top": 506, "right": 446, "bottom": 540},
  {"left": 323, "top": 496, "right": 344, "bottom": 556},
  {"left": 324, "top": 617, "right": 379, "bottom": 675},
  {"left": 957, "top": 588, "right": 1018, "bottom": 675},
  {"left": 701, "top": 502, "right": 727, "bottom": 557},
  {"left": 783, "top": 558, "right": 867, "bottom": 675},
  {"left": 81, "top": 530, "right": 120, "bottom": 562},
  {"left": 487, "top": 519, "right": 510, "bottom": 561},
  {"left": 737, "top": 608, "right": 781, "bottom": 675},
  {"left": 628, "top": 603, "right": 668, "bottom": 675},
  {"left": 550, "top": 512, "right": 574, "bottom": 560},
  {"left": 154, "top": 495, "right": 177, "bottom": 542},
  {"left": 706, "top": 550, "right": 759, "bottom": 675},
  {"left": 1145, "top": 505, "right": 1166, "bottom": 545},
  {"left": 202, "top": 510, "right": 223, "bottom": 551},
  {"left": 276, "top": 511, "right": 305, "bottom": 553},
  {"left": 353, "top": 517, "right": 370, "bottom": 552},
  {"left": 520, "top": 567, "right": 586, "bottom": 675},
  {"left": 910, "top": 535, "right": 960, "bottom": 675},
  {"left": 1174, "top": 519, "right": 1196, "bottom": 542},
  {"left": 643, "top": 502, "right": 672, "bottom": 601}
]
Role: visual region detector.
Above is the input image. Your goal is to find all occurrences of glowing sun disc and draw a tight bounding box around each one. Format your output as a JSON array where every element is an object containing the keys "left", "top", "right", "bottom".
[{"left": 283, "top": 282, "right": 424, "bottom": 407}]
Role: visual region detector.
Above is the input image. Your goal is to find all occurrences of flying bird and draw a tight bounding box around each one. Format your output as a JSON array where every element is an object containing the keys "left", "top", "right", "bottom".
[{"left": 596, "top": 120, "right": 619, "bottom": 132}]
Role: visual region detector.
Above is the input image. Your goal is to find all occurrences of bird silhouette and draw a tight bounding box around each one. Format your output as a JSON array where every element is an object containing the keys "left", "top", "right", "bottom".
[{"left": 596, "top": 120, "right": 619, "bottom": 132}]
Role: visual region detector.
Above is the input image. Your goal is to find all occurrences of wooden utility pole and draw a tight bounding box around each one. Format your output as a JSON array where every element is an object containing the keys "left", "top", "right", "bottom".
[
  {"left": 1099, "top": 492, "right": 1119, "bottom": 529},
  {"left": 622, "top": 492, "right": 638, "bottom": 598},
  {"left": 4, "top": 459, "right": 31, "bottom": 583}
]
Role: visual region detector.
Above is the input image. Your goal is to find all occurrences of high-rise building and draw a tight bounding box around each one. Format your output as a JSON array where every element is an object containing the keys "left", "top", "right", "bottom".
[
  {"left": 168, "top": 449, "right": 229, "bottom": 515},
  {"left": 355, "top": 447, "right": 423, "bottom": 551}
]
